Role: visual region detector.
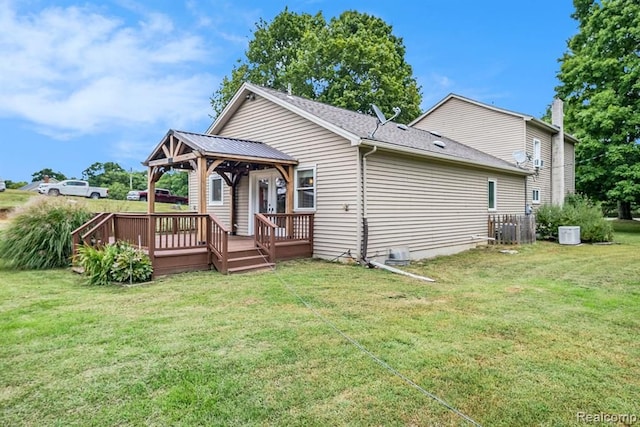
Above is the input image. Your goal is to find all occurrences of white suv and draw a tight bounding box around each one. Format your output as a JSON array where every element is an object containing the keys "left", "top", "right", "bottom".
[{"left": 0, "top": 178, "right": 6, "bottom": 192}]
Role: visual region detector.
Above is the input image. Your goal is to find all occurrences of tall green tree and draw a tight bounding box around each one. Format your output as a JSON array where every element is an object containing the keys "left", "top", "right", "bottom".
[
  {"left": 31, "top": 168, "right": 66, "bottom": 182},
  {"left": 211, "top": 8, "right": 422, "bottom": 124},
  {"left": 556, "top": 0, "right": 640, "bottom": 219}
]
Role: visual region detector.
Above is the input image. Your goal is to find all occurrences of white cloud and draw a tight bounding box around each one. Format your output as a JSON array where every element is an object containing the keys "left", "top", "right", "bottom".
[{"left": 0, "top": 1, "right": 216, "bottom": 138}]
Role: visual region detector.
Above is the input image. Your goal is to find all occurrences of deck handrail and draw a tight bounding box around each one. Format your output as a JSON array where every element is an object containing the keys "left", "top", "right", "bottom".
[
  {"left": 208, "top": 214, "right": 230, "bottom": 274},
  {"left": 255, "top": 213, "right": 277, "bottom": 264},
  {"left": 71, "top": 212, "right": 110, "bottom": 256},
  {"left": 263, "top": 213, "right": 314, "bottom": 243},
  {"left": 79, "top": 213, "right": 116, "bottom": 249}
]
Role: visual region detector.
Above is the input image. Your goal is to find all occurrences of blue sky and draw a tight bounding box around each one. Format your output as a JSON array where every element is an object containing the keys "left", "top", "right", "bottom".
[{"left": 0, "top": 0, "right": 577, "bottom": 183}]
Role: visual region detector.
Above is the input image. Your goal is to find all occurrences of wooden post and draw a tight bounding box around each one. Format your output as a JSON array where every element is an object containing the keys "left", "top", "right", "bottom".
[
  {"left": 197, "top": 156, "right": 207, "bottom": 243},
  {"left": 198, "top": 156, "right": 207, "bottom": 214},
  {"left": 286, "top": 165, "right": 294, "bottom": 237},
  {"left": 147, "top": 166, "right": 156, "bottom": 214}
]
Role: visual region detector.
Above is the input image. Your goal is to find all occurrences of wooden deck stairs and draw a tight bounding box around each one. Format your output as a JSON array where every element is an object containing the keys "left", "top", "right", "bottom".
[{"left": 226, "top": 247, "right": 275, "bottom": 274}]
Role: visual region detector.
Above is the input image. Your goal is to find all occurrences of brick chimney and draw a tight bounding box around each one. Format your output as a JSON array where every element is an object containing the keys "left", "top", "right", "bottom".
[{"left": 551, "top": 99, "right": 565, "bottom": 205}]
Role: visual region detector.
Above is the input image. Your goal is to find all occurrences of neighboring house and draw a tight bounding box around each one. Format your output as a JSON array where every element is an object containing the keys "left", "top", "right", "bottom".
[
  {"left": 145, "top": 83, "right": 533, "bottom": 264},
  {"left": 19, "top": 178, "right": 60, "bottom": 192},
  {"left": 410, "top": 93, "right": 577, "bottom": 208}
]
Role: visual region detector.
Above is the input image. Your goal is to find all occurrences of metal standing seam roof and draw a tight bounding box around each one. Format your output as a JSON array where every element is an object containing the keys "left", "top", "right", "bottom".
[
  {"left": 170, "top": 130, "right": 296, "bottom": 162},
  {"left": 250, "top": 84, "right": 526, "bottom": 174}
]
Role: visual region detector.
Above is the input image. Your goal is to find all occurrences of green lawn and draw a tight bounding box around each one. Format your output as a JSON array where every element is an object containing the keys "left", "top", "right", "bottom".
[{"left": 1, "top": 225, "right": 639, "bottom": 426}]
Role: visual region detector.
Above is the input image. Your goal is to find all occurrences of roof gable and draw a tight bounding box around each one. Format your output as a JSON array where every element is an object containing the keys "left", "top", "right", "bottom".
[
  {"left": 144, "top": 129, "right": 296, "bottom": 167},
  {"left": 412, "top": 93, "right": 578, "bottom": 144}
]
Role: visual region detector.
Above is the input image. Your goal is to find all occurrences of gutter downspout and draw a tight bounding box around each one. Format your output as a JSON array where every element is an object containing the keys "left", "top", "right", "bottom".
[{"left": 361, "top": 145, "right": 377, "bottom": 262}]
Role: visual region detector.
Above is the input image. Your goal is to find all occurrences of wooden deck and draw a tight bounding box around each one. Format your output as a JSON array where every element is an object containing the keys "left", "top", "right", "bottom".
[{"left": 72, "top": 212, "right": 314, "bottom": 277}]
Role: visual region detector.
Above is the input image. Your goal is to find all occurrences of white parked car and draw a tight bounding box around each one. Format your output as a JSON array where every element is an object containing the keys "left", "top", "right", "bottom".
[{"left": 0, "top": 177, "right": 6, "bottom": 192}]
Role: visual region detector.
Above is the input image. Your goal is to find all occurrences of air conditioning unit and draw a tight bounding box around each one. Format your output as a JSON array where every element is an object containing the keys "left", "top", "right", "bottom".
[
  {"left": 534, "top": 159, "right": 544, "bottom": 168},
  {"left": 558, "top": 226, "right": 581, "bottom": 245}
]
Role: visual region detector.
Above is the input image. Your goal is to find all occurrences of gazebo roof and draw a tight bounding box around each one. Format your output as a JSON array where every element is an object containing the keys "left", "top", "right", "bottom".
[{"left": 144, "top": 129, "right": 297, "bottom": 168}]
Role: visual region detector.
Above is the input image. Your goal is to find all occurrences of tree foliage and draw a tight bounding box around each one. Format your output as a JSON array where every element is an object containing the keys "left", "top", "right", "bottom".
[
  {"left": 81, "top": 162, "right": 149, "bottom": 199},
  {"left": 211, "top": 8, "right": 422, "bottom": 124},
  {"left": 31, "top": 168, "right": 66, "bottom": 182},
  {"left": 157, "top": 171, "right": 188, "bottom": 198},
  {"left": 556, "top": 0, "right": 640, "bottom": 218}
]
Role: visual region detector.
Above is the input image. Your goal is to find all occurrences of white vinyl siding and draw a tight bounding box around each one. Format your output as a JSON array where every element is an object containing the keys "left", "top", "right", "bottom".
[
  {"left": 188, "top": 171, "right": 199, "bottom": 211},
  {"left": 217, "top": 96, "right": 359, "bottom": 259},
  {"left": 412, "top": 97, "right": 525, "bottom": 162},
  {"left": 526, "top": 125, "right": 553, "bottom": 206},
  {"left": 235, "top": 178, "right": 250, "bottom": 235},
  {"left": 365, "top": 152, "right": 525, "bottom": 261}
]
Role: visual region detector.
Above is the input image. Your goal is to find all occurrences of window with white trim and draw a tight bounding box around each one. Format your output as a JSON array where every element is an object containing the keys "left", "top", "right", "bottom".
[
  {"left": 488, "top": 179, "right": 497, "bottom": 211},
  {"left": 208, "top": 175, "right": 223, "bottom": 205},
  {"left": 532, "top": 188, "right": 541, "bottom": 204},
  {"left": 295, "top": 166, "right": 316, "bottom": 210},
  {"left": 533, "top": 138, "right": 541, "bottom": 163}
]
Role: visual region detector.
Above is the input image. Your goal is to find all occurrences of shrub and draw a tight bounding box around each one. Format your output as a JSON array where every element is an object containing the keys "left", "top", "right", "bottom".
[
  {"left": 536, "top": 194, "right": 613, "bottom": 242},
  {"left": 76, "top": 242, "right": 152, "bottom": 285},
  {"left": 0, "top": 197, "right": 94, "bottom": 269}
]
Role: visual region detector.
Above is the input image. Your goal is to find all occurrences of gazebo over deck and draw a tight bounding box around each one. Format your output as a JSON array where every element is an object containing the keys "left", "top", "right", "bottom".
[{"left": 72, "top": 130, "right": 314, "bottom": 276}]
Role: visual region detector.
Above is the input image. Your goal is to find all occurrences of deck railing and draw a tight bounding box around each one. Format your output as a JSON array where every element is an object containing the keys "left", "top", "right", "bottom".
[
  {"left": 153, "top": 213, "right": 208, "bottom": 251},
  {"left": 74, "top": 212, "right": 115, "bottom": 252},
  {"left": 72, "top": 211, "right": 314, "bottom": 275},
  {"left": 488, "top": 214, "right": 536, "bottom": 245},
  {"left": 208, "top": 214, "right": 230, "bottom": 274},
  {"left": 113, "top": 214, "right": 149, "bottom": 247},
  {"left": 264, "top": 213, "right": 314, "bottom": 244},
  {"left": 255, "top": 214, "right": 277, "bottom": 264},
  {"left": 71, "top": 212, "right": 112, "bottom": 257}
]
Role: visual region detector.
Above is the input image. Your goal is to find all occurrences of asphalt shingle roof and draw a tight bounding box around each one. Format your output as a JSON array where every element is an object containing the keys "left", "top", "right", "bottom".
[{"left": 250, "top": 84, "right": 525, "bottom": 173}]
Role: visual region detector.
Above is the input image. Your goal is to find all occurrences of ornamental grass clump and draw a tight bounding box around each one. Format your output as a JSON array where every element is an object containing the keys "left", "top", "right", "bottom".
[{"left": 0, "top": 197, "right": 93, "bottom": 269}]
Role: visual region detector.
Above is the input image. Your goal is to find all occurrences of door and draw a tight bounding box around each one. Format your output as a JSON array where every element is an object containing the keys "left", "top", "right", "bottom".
[{"left": 250, "top": 170, "right": 287, "bottom": 233}]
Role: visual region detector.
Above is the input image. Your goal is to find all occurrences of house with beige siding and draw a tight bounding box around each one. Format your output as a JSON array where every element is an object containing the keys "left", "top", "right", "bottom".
[
  {"left": 410, "top": 94, "right": 577, "bottom": 209},
  {"left": 142, "top": 82, "right": 534, "bottom": 268}
]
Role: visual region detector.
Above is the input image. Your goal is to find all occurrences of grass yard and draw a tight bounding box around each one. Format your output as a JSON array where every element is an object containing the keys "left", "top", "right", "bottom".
[{"left": 0, "top": 222, "right": 639, "bottom": 426}]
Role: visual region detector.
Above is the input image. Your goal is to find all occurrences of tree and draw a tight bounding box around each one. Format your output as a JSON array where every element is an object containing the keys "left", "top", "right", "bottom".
[
  {"left": 31, "top": 168, "right": 66, "bottom": 182},
  {"left": 81, "top": 162, "right": 147, "bottom": 200},
  {"left": 211, "top": 9, "right": 422, "bottom": 124},
  {"left": 157, "top": 171, "right": 188, "bottom": 197},
  {"left": 4, "top": 180, "right": 28, "bottom": 189},
  {"left": 555, "top": 0, "right": 640, "bottom": 219}
]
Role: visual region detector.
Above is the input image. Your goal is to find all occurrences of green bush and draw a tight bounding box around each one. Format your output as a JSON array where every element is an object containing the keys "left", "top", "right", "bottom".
[
  {"left": 0, "top": 197, "right": 94, "bottom": 269},
  {"left": 76, "top": 242, "right": 152, "bottom": 285},
  {"left": 536, "top": 194, "right": 613, "bottom": 242}
]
